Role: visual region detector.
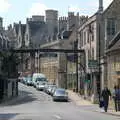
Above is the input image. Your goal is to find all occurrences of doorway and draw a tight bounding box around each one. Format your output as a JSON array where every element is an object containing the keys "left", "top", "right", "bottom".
[{"left": 118, "top": 78, "right": 120, "bottom": 87}]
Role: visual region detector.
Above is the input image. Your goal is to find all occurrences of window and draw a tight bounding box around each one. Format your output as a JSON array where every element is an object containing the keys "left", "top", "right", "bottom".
[
  {"left": 92, "top": 48, "right": 94, "bottom": 59},
  {"left": 81, "top": 31, "right": 83, "bottom": 47},
  {"left": 107, "top": 18, "right": 116, "bottom": 35},
  {"left": 19, "top": 37, "right": 20, "bottom": 44},
  {"left": 88, "top": 50, "right": 90, "bottom": 59},
  {"left": 87, "top": 30, "right": 89, "bottom": 43},
  {"left": 84, "top": 31, "right": 86, "bottom": 45}
]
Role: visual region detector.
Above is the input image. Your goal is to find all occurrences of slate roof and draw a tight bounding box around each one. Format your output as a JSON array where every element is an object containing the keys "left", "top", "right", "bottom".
[
  {"left": 21, "top": 24, "right": 26, "bottom": 38},
  {"left": 58, "top": 30, "right": 72, "bottom": 40},
  {"left": 62, "top": 30, "right": 72, "bottom": 39},
  {"left": 14, "top": 23, "right": 19, "bottom": 35},
  {"left": 107, "top": 31, "right": 120, "bottom": 53},
  {"left": 28, "top": 21, "right": 46, "bottom": 36},
  {"left": 28, "top": 21, "right": 48, "bottom": 47}
]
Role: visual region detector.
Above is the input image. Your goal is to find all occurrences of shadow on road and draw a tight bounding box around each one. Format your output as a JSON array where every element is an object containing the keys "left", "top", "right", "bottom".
[
  {"left": 0, "top": 113, "right": 19, "bottom": 120},
  {"left": 1, "top": 90, "right": 37, "bottom": 106}
]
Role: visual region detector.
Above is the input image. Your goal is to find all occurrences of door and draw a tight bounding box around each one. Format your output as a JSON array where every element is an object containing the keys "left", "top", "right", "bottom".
[{"left": 118, "top": 78, "right": 120, "bottom": 87}]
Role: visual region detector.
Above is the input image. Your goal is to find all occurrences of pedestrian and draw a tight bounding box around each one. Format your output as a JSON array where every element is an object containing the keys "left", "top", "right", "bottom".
[
  {"left": 115, "top": 86, "right": 120, "bottom": 111},
  {"left": 101, "top": 87, "right": 111, "bottom": 112},
  {"left": 112, "top": 86, "right": 118, "bottom": 112}
]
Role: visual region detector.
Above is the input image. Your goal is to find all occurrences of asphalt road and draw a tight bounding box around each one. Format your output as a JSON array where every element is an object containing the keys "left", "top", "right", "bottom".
[{"left": 0, "top": 83, "right": 119, "bottom": 120}]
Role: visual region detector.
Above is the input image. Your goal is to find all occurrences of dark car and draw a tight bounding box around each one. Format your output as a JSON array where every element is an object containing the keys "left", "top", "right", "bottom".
[{"left": 53, "top": 88, "right": 68, "bottom": 102}]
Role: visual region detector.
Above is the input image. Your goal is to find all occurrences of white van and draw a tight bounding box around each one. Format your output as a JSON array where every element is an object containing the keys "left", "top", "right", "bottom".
[{"left": 32, "top": 73, "right": 47, "bottom": 87}]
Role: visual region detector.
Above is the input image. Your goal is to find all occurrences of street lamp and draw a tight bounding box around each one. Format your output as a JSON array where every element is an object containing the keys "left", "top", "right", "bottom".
[{"left": 74, "top": 40, "right": 78, "bottom": 92}]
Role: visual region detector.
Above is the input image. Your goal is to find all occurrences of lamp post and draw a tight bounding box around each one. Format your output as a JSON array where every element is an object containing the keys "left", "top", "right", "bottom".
[
  {"left": 98, "top": 22, "right": 101, "bottom": 102},
  {"left": 74, "top": 40, "right": 78, "bottom": 92}
]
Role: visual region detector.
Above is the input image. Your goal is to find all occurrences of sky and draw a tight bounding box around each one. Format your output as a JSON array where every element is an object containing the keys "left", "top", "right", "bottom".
[{"left": 0, "top": 0, "right": 113, "bottom": 28}]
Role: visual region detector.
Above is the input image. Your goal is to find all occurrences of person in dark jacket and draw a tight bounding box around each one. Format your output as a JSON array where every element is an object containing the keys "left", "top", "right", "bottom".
[
  {"left": 101, "top": 87, "right": 111, "bottom": 112},
  {"left": 115, "top": 86, "right": 120, "bottom": 111},
  {"left": 112, "top": 86, "right": 118, "bottom": 112}
]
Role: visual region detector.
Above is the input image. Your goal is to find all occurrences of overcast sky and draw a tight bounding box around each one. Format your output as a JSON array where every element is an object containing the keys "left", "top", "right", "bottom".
[{"left": 0, "top": 0, "right": 113, "bottom": 27}]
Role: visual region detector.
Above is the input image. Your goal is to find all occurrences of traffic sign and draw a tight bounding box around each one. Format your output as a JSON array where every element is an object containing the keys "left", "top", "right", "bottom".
[
  {"left": 85, "top": 79, "right": 91, "bottom": 83},
  {"left": 88, "top": 60, "right": 98, "bottom": 68}
]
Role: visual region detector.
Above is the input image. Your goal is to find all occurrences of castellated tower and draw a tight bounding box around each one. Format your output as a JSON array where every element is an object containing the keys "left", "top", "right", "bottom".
[{"left": 58, "top": 17, "right": 68, "bottom": 32}]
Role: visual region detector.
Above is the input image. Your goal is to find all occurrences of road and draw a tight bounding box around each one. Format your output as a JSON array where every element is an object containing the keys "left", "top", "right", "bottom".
[{"left": 0, "top": 83, "right": 119, "bottom": 120}]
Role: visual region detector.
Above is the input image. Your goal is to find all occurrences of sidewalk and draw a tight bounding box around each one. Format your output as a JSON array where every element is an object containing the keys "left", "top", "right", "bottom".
[
  {"left": 0, "top": 90, "right": 27, "bottom": 106},
  {"left": 67, "top": 90, "right": 93, "bottom": 106},
  {"left": 67, "top": 90, "right": 120, "bottom": 117}
]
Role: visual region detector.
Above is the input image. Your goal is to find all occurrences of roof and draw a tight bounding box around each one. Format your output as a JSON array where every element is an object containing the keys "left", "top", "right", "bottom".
[
  {"left": 107, "top": 31, "right": 120, "bottom": 53},
  {"left": 14, "top": 23, "right": 19, "bottom": 35},
  {"left": 28, "top": 21, "right": 46, "bottom": 36},
  {"left": 28, "top": 21, "right": 48, "bottom": 46},
  {"left": 58, "top": 30, "right": 72, "bottom": 40},
  {"left": 21, "top": 24, "right": 26, "bottom": 38},
  {"left": 62, "top": 30, "right": 72, "bottom": 39},
  {"left": 103, "top": 0, "right": 114, "bottom": 15}
]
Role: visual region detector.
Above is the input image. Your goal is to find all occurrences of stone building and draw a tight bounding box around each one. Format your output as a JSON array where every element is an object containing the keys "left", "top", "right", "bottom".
[
  {"left": 6, "top": 23, "right": 19, "bottom": 48},
  {"left": 24, "top": 17, "right": 48, "bottom": 73},
  {"left": 106, "top": 32, "right": 120, "bottom": 90},
  {"left": 40, "top": 30, "right": 72, "bottom": 88},
  {"left": 45, "top": 10, "right": 58, "bottom": 40},
  {"left": 103, "top": 0, "right": 120, "bottom": 90},
  {"left": 58, "top": 17, "right": 68, "bottom": 32},
  {"left": 78, "top": 0, "right": 104, "bottom": 101},
  {"left": 17, "top": 21, "right": 26, "bottom": 48},
  {"left": 0, "top": 17, "right": 18, "bottom": 102},
  {"left": 67, "top": 12, "right": 80, "bottom": 30}
]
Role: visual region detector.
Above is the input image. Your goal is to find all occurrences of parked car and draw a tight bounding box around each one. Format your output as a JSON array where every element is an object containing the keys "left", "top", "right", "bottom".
[
  {"left": 51, "top": 86, "right": 57, "bottom": 96},
  {"left": 32, "top": 73, "right": 46, "bottom": 87},
  {"left": 53, "top": 88, "right": 68, "bottom": 102},
  {"left": 22, "top": 77, "right": 27, "bottom": 84},
  {"left": 36, "top": 81, "right": 47, "bottom": 91},
  {"left": 18, "top": 76, "right": 23, "bottom": 82},
  {"left": 46, "top": 85, "right": 57, "bottom": 95},
  {"left": 26, "top": 77, "right": 33, "bottom": 86},
  {"left": 34, "top": 77, "right": 47, "bottom": 88}
]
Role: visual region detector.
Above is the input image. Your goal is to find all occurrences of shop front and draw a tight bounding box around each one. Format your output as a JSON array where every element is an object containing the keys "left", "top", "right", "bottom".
[{"left": 106, "top": 32, "right": 120, "bottom": 89}]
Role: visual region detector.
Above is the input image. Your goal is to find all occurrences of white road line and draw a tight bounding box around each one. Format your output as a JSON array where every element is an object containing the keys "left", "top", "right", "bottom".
[{"left": 53, "top": 115, "right": 62, "bottom": 120}]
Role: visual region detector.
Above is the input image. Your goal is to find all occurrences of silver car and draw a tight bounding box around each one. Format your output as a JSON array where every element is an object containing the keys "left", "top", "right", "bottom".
[
  {"left": 53, "top": 88, "right": 68, "bottom": 102},
  {"left": 36, "top": 82, "right": 47, "bottom": 91}
]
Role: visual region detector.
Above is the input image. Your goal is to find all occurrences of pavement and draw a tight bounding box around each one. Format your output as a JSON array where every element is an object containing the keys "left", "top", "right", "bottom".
[
  {"left": 67, "top": 90, "right": 120, "bottom": 117},
  {"left": 0, "top": 83, "right": 119, "bottom": 120}
]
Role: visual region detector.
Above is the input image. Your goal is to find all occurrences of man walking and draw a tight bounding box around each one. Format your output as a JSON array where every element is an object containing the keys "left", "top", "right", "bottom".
[
  {"left": 112, "top": 86, "right": 118, "bottom": 111},
  {"left": 102, "top": 87, "right": 111, "bottom": 112},
  {"left": 116, "top": 86, "right": 120, "bottom": 111}
]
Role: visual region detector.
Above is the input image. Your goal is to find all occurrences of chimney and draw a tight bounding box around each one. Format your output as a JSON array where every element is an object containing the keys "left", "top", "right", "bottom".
[
  {"left": 0, "top": 17, "right": 3, "bottom": 28},
  {"left": 99, "top": 0, "right": 103, "bottom": 12}
]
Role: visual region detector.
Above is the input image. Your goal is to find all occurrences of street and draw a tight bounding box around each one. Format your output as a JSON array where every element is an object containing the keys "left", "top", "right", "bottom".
[{"left": 0, "top": 83, "right": 119, "bottom": 120}]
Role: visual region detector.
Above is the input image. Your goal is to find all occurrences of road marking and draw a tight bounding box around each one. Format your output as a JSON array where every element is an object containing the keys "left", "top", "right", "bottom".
[{"left": 53, "top": 115, "right": 62, "bottom": 120}]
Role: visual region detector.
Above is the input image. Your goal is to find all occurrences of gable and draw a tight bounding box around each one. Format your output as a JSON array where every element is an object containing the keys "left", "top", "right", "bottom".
[
  {"left": 107, "top": 31, "right": 120, "bottom": 52},
  {"left": 104, "top": 0, "right": 120, "bottom": 18}
]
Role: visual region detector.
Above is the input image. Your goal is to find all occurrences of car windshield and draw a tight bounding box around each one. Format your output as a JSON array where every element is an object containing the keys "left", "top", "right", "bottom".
[
  {"left": 27, "top": 77, "right": 32, "bottom": 81},
  {"left": 55, "top": 89, "right": 66, "bottom": 95},
  {"left": 36, "top": 78, "right": 46, "bottom": 82}
]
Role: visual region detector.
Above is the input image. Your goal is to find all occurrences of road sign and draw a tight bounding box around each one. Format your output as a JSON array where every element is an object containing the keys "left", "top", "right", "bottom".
[
  {"left": 85, "top": 79, "right": 91, "bottom": 83},
  {"left": 88, "top": 60, "right": 98, "bottom": 68}
]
